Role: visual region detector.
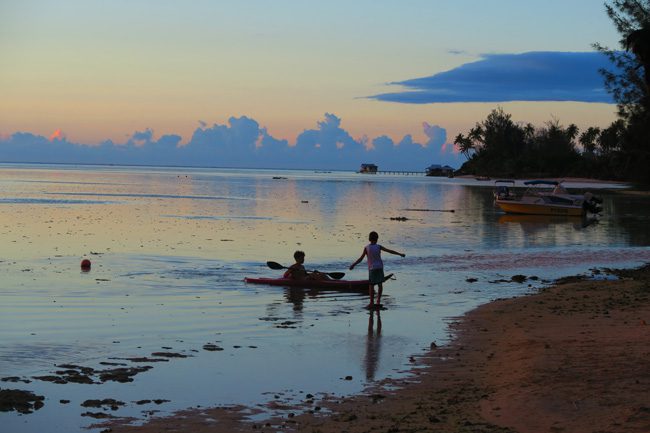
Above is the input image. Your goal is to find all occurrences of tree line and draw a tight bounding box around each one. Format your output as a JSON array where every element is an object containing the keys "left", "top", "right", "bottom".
[{"left": 455, "top": 0, "right": 650, "bottom": 184}]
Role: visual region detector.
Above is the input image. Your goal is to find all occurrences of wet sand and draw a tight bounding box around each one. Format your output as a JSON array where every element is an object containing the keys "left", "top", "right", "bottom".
[{"left": 104, "top": 264, "right": 650, "bottom": 433}]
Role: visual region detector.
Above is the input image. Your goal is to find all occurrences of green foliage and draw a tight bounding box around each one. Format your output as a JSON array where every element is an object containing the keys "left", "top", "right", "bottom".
[
  {"left": 455, "top": 108, "right": 583, "bottom": 178},
  {"left": 455, "top": 109, "right": 632, "bottom": 180}
]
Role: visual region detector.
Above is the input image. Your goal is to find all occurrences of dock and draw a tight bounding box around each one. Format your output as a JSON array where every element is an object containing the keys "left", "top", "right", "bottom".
[{"left": 373, "top": 170, "right": 425, "bottom": 175}]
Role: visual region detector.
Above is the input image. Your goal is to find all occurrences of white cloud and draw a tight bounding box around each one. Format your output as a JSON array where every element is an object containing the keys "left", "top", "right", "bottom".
[{"left": 0, "top": 114, "right": 463, "bottom": 170}]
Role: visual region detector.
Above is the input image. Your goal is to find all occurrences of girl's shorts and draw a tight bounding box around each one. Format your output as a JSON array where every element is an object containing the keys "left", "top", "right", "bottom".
[{"left": 369, "top": 268, "right": 385, "bottom": 284}]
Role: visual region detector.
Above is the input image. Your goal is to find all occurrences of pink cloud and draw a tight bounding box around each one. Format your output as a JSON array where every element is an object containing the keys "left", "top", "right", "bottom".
[{"left": 49, "top": 129, "right": 66, "bottom": 141}]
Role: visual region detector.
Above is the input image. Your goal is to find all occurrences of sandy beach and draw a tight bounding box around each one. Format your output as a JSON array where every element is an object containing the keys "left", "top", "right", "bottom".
[{"left": 103, "top": 264, "right": 650, "bottom": 433}]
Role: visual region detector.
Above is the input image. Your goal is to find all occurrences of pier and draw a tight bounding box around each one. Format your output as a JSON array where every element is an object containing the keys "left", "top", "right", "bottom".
[
  {"left": 376, "top": 170, "right": 425, "bottom": 175},
  {"left": 356, "top": 163, "right": 454, "bottom": 176}
]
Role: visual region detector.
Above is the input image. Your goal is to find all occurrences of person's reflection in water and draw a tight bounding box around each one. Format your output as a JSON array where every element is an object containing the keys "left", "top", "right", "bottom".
[
  {"left": 364, "top": 309, "right": 382, "bottom": 381},
  {"left": 284, "top": 288, "right": 305, "bottom": 317}
]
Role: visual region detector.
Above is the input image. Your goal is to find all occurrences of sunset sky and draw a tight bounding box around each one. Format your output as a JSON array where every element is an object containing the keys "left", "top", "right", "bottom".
[{"left": 0, "top": 0, "right": 622, "bottom": 169}]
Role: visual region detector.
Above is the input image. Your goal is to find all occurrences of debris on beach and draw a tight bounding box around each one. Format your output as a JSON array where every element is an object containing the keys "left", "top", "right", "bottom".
[
  {"left": 202, "top": 343, "right": 224, "bottom": 351},
  {"left": 0, "top": 388, "right": 45, "bottom": 414},
  {"left": 34, "top": 364, "right": 95, "bottom": 384},
  {"left": 1, "top": 376, "right": 31, "bottom": 384},
  {"left": 134, "top": 399, "right": 170, "bottom": 405},
  {"left": 81, "top": 398, "right": 126, "bottom": 410},
  {"left": 81, "top": 411, "right": 115, "bottom": 419},
  {"left": 401, "top": 208, "right": 455, "bottom": 212},
  {"left": 555, "top": 274, "right": 588, "bottom": 285},
  {"left": 99, "top": 366, "right": 153, "bottom": 383},
  {"left": 390, "top": 216, "right": 409, "bottom": 221},
  {"left": 150, "top": 352, "right": 188, "bottom": 358},
  {"left": 32, "top": 363, "right": 155, "bottom": 385},
  {"left": 511, "top": 274, "right": 527, "bottom": 283},
  {"left": 114, "top": 357, "right": 168, "bottom": 363}
]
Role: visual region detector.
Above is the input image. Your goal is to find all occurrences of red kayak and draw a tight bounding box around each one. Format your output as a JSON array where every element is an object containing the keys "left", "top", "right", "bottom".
[{"left": 244, "top": 274, "right": 392, "bottom": 291}]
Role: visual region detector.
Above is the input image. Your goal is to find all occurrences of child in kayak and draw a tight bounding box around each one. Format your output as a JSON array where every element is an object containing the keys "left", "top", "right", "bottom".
[
  {"left": 284, "top": 251, "right": 329, "bottom": 280},
  {"left": 349, "top": 231, "right": 405, "bottom": 308}
]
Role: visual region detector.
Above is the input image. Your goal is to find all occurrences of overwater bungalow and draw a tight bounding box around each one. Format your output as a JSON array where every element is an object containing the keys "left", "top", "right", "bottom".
[
  {"left": 359, "top": 163, "right": 378, "bottom": 174},
  {"left": 425, "top": 164, "right": 454, "bottom": 177}
]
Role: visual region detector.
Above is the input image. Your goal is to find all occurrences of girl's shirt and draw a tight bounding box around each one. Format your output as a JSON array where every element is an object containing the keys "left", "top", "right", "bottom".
[{"left": 365, "top": 243, "right": 383, "bottom": 270}]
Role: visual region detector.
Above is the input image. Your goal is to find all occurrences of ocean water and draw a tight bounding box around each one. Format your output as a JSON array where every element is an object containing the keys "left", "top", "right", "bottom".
[{"left": 1, "top": 164, "right": 649, "bottom": 432}]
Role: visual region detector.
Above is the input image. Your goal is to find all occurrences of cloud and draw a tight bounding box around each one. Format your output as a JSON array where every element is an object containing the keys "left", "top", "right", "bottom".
[
  {"left": 295, "top": 113, "right": 362, "bottom": 151},
  {"left": 367, "top": 123, "right": 459, "bottom": 169},
  {"left": 128, "top": 128, "right": 154, "bottom": 147},
  {"left": 370, "top": 51, "right": 615, "bottom": 104},
  {"left": 370, "top": 135, "right": 393, "bottom": 150},
  {"left": 0, "top": 114, "right": 463, "bottom": 170},
  {"left": 182, "top": 116, "right": 286, "bottom": 166},
  {"left": 423, "top": 123, "right": 446, "bottom": 147},
  {"left": 49, "top": 129, "right": 66, "bottom": 141}
]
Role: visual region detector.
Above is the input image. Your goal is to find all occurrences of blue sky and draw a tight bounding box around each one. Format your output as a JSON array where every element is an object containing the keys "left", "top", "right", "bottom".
[{"left": 0, "top": 0, "right": 622, "bottom": 170}]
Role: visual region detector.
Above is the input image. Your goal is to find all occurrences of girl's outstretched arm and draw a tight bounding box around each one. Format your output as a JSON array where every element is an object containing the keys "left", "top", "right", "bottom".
[
  {"left": 381, "top": 246, "right": 405, "bottom": 257},
  {"left": 349, "top": 248, "right": 367, "bottom": 270}
]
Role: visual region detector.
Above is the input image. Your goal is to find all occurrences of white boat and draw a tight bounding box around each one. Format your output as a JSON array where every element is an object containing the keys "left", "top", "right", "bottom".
[{"left": 494, "top": 180, "right": 602, "bottom": 216}]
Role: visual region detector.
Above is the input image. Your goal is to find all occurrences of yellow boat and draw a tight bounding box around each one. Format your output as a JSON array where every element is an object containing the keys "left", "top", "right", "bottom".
[{"left": 494, "top": 180, "right": 602, "bottom": 216}]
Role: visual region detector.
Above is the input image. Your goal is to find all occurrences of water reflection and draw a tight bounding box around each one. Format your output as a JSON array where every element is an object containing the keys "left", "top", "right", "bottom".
[
  {"left": 364, "top": 310, "right": 382, "bottom": 381},
  {"left": 284, "top": 287, "right": 305, "bottom": 315},
  {"left": 497, "top": 214, "right": 600, "bottom": 230},
  {"left": 3, "top": 166, "right": 646, "bottom": 263},
  {"left": 3, "top": 166, "right": 650, "bottom": 433}
]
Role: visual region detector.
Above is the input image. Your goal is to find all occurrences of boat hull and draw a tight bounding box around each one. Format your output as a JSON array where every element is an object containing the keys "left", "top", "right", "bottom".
[
  {"left": 244, "top": 277, "right": 381, "bottom": 291},
  {"left": 496, "top": 199, "right": 584, "bottom": 216}
]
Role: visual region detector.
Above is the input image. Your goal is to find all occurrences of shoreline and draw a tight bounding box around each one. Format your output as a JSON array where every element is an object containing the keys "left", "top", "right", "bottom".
[
  {"left": 104, "top": 264, "right": 650, "bottom": 433},
  {"left": 456, "top": 174, "right": 631, "bottom": 187}
]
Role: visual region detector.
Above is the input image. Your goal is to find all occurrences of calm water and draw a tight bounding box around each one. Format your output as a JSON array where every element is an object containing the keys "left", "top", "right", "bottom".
[{"left": 1, "top": 164, "right": 649, "bottom": 432}]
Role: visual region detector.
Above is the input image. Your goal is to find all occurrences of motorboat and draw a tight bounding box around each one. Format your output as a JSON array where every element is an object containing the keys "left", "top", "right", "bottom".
[{"left": 494, "top": 180, "right": 602, "bottom": 216}]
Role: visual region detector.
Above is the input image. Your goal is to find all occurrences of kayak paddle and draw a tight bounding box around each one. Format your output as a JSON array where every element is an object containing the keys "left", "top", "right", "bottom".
[{"left": 266, "top": 261, "right": 345, "bottom": 280}]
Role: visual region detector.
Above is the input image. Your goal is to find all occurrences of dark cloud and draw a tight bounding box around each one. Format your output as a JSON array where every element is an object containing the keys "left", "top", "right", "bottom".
[
  {"left": 370, "top": 51, "right": 616, "bottom": 104},
  {"left": 0, "top": 115, "right": 462, "bottom": 170}
]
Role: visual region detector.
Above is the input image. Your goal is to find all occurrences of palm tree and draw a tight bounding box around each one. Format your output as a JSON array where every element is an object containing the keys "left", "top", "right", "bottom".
[{"left": 626, "top": 27, "right": 650, "bottom": 88}]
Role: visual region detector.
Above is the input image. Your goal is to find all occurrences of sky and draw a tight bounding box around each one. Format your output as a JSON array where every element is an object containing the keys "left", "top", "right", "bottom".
[{"left": 0, "top": 0, "right": 623, "bottom": 170}]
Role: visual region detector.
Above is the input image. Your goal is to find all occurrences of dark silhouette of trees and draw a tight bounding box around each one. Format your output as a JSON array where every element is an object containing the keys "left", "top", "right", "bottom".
[
  {"left": 455, "top": 108, "right": 582, "bottom": 178},
  {"left": 594, "top": 0, "right": 650, "bottom": 182},
  {"left": 456, "top": 1, "right": 650, "bottom": 183}
]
